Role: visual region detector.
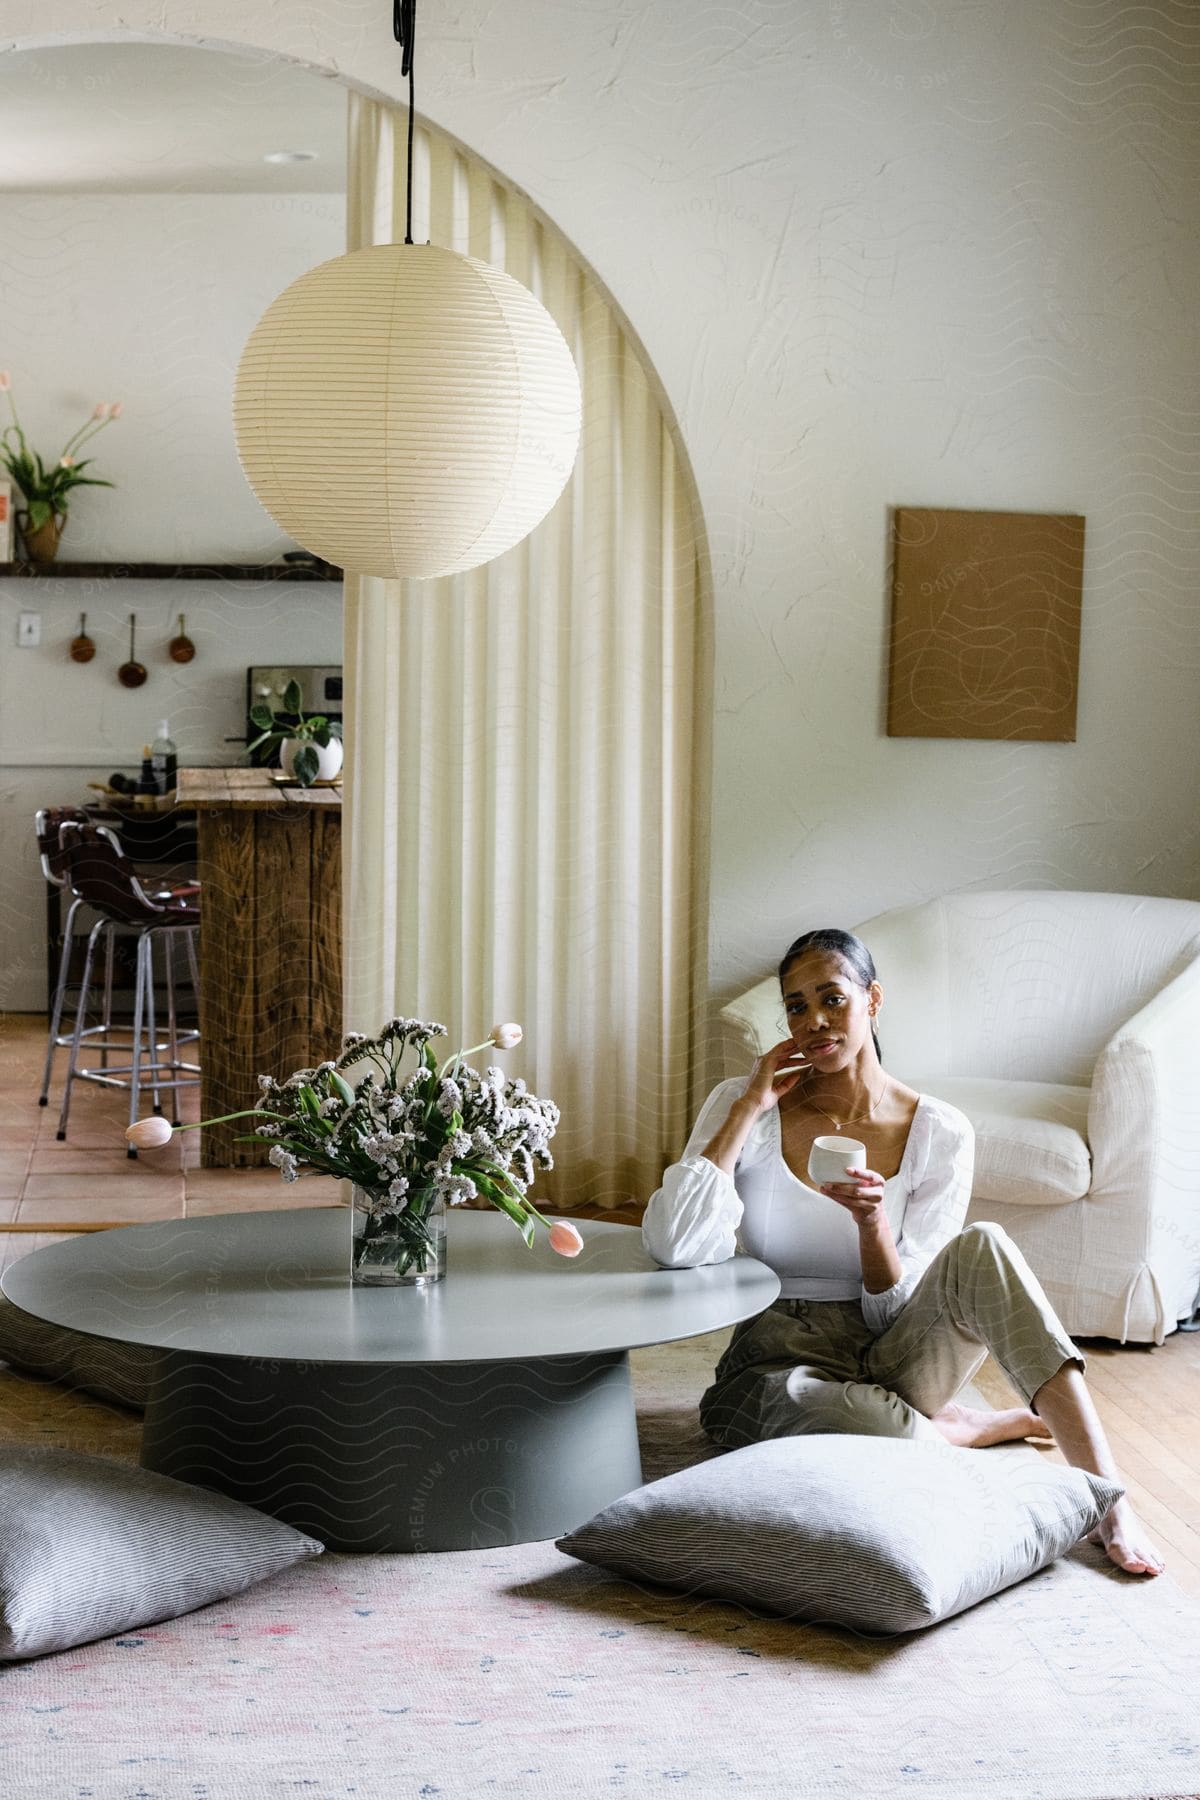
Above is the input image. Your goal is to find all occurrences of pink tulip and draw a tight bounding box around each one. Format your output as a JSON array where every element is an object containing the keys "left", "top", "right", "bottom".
[
  {"left": 490, "top": 1022, "right": 523, "bottom": 1051},
  {"left": 0, "top": 371, "right": 10, "bottom": 391},
  {"left": 124, "top": 1116, "right": 175, "bottom": 1149},
  {"left": 108, "top": 401, "right": 122, "bottom": 419},
  {"left": 92, "top": 403, "right": 107, "bottom": 419},
  {"left": 548, "top": 1220, "right": 584, "bottom": 1257}
]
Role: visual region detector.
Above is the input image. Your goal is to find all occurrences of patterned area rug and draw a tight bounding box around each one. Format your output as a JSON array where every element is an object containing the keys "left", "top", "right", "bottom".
[{"left": 1, "top": 1329, "right": 1199, "bottom": 1800}]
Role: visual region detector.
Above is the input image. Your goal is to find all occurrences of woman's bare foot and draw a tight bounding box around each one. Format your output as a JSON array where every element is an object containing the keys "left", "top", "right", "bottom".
[
  {"left": 1085, "top": 1497, "right": 1164, "bottom": 1576},
  {"left": 930, "top": 1400, "right": 1054, "bottom": 1448}
]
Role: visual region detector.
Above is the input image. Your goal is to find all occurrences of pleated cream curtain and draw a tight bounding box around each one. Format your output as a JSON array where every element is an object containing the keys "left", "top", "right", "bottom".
[{"left": 343, "top": 94, "right": 712, "bottom": 1210}]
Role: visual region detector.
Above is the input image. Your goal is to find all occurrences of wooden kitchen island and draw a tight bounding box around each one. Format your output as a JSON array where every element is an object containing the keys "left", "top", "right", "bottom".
[{"left": 178, "top": 768, "right": 342, "bottom": 1168}]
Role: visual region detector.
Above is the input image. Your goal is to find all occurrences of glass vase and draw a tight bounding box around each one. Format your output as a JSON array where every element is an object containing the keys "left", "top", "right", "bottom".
[{"left": 350, "top": 1185, "right": 447, "bottom": 1287}]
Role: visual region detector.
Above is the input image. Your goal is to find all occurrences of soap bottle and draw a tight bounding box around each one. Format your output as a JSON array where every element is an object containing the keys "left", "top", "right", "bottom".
[{"left": 151, "top": 720, "right": 178, "bottom": 794}]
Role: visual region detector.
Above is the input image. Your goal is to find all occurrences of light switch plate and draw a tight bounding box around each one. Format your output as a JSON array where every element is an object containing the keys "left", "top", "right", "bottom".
[{"left": 17, "top": 610, "right": 41, "bottom": 647}]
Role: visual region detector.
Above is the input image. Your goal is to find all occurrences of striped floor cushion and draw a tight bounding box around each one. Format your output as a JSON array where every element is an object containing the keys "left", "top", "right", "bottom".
[
  {"left": 0, "top": 1446, "right": 323, "bottom": 1661},
  {"left": 0, "top": 1296, "right": 154, "bottom": 1412},
  {"left": 557, "top": 1434, "right": 1121, "bottom": 1634}
]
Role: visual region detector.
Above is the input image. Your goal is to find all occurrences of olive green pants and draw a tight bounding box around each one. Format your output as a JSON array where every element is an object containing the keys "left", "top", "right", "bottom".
[{"left": 699, "top": 1221, "right": 1086, "bottom": 1448}]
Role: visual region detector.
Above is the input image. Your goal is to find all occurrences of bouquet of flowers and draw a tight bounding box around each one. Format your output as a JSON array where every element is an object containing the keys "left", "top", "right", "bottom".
[{"left": 127, "top": 1017, "right": 580, "bottom": 1280}]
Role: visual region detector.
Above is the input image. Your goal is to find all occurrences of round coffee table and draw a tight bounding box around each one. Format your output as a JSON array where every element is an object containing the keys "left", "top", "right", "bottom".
[{"left": 2, "top": 1208, "right": 779, "bottom": 1552}]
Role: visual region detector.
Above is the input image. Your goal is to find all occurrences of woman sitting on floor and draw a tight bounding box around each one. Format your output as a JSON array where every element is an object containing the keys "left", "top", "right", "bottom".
[{"left": 642, "top": 926, "right": 1162, "bottom": 1577}]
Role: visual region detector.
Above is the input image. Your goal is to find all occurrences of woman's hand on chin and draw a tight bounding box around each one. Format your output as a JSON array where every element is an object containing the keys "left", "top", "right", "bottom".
[
  {"left": 745, "top": 1039, "right": 811, "bottom": 1115},
  {"left": 820, "top": 1166, "right": 887, "bottom": 1226}
]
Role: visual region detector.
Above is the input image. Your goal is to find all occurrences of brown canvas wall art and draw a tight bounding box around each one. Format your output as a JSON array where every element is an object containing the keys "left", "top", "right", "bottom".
[{"left": 887, "top": 507, "right": 1085, "bottom": 741}]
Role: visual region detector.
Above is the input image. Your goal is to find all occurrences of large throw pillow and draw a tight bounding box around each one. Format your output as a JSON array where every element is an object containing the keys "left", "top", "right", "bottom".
[
  {"left": 0, "top": 1447, "right": 323, "bottom": 1661},
  {"left": 557, "top": 1436, "right": 1122, "bottom": 1635},
  {"left": 0, "top": 1296, "right": 154, "bottom": 1411}
]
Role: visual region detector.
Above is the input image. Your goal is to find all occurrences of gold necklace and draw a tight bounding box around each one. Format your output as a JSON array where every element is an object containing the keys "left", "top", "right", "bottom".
[{"left": 809, "top": 1074, "right": 888, "bottom": 1132}]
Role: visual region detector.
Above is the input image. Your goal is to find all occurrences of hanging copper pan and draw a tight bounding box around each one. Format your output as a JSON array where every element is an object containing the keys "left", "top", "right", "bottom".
[
  {"left": 117, "top": 613, "right": 147, "bottom": 688},
  {"left": 168, "top": 613, "right": 195, "bottom": 663},
  {"left": 69, "top": 612, "right": 95, "bottom": 663}
]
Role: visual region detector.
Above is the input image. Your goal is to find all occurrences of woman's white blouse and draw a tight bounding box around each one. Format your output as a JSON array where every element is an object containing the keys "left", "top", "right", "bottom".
[{"left": 641, "top": 1079, "right": 975, "bottom": 1334}]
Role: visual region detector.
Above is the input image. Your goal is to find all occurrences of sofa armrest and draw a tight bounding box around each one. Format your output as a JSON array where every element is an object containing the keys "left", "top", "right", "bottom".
[
  {"left": 1096, "top": 952, "right": 1200, "bottom": 1110},
  {"left": 718, "top": 975, "right": 785, "bottom": 1078},
  {"left": 1088, "top": 955, "right": 1200, "bottom": 1322}
]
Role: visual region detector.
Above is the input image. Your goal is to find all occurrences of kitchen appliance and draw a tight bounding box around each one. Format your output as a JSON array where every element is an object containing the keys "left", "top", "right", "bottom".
[{"left": 244, "top": 664, "right": 344, "bottom": 767}]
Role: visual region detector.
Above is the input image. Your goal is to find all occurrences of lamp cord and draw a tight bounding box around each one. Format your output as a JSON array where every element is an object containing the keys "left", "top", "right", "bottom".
[{"left": 393, "top": 0, "right": 417, "bottom": 244}]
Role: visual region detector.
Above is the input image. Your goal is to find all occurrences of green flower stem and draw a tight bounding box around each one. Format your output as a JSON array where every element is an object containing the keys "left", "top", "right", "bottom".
[
  {"left": 443, "top": 1039, "right": 495, "bottom": 1072},
  {"left": 61, "top": 416, "right": 111, "bottom": 458},
  {"left": 3, "top": 391, "right": 25, "bottom": 441},
  {"left": 169, "top": 1106, "right": 286, "bottom": 1133}
]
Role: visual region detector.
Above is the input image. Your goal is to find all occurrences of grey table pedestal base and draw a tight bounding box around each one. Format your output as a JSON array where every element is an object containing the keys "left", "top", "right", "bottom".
[{"left": 141, "top": 1346, "right": 644, "bottom": 1553}]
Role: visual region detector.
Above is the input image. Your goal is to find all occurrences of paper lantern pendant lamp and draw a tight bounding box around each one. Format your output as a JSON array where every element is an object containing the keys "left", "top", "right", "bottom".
[{"left": 234, "top": 242, "right": 582, "bottom": 580}]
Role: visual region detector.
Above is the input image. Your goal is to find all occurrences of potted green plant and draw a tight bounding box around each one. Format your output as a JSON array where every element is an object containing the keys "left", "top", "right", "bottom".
[
  {"left": 247, "top": 678, "right": 344, "bottom": 785},
  {"left": 0, "top": 373, "right": 121, "bottom": 564}
]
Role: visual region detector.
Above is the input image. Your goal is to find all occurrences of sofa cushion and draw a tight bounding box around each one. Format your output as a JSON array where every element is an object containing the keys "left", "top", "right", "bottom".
[
  {"left": 0, "top": 1447, "right": 323, "bottom": 1661},
  {"left": 916, "top": 1076, "right": 1091, "bottom": 1206},
  {"left": 557, "top": 1435, "right": 1121, "bottom": 1636}
]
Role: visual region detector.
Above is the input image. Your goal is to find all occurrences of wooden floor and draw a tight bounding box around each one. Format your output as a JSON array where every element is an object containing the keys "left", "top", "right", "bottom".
[{"left": 3, "top": 1008, "right": 1199, "bottom": 1597}]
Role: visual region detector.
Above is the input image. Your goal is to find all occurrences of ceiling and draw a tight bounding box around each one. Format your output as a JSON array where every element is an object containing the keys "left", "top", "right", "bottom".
[{"left": 0, "top": 43, "right": 347, "bottom": 194}]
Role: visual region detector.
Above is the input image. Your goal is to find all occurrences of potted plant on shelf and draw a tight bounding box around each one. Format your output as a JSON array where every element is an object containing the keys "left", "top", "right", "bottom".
[
  {"left": 247, "top": 678, "right": 344, "bottom": 786},
  {"left": 0, "top": 373, "right": 122, "bottom": 565}
]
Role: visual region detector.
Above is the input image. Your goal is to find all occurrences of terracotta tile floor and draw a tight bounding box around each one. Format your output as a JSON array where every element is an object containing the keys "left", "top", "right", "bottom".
[{"left": 0, "top": 1012, "right": 339, "bottom": 1229}]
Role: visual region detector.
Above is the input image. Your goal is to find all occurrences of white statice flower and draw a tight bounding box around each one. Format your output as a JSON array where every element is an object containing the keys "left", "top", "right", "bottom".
[
  {"left": 436, "top": 1078, "right": 463, "bottom": 1118},
  {"left": 448, "top": 1130, "right": 472, "bottom": 1158},
  {"left": 438, "top": 1172, "right": 478, "bottom": 1206},
  {"left": 320, "top": 1097, "right": 342, "bottom": 1118},
  {"left": 254, "top": 1123, "right": 284, "bottom": 1139},
  {"left": 471, "top": 1128, "right": 497, "bottom": 1158},
  {"left": 257, "top": 1074, "right": 276, "bottom": 1093},
  {"left": 387, "top": 1175, "right": 410, "bottom": 1203},
  {"left": 356, "top": 1189, "right": 397, "bottom": 1221},
  {"left": 268, "top": 1145, "right": 299, "bottom": 1182}
]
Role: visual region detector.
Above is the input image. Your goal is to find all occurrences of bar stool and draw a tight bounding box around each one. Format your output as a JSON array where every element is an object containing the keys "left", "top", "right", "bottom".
[
  {"left": 55, "top": 823, "right": 201, "bottom": 1155},
  {"left": 38, "top": 808, "right": 201, "bottom": 1110},
  {"left": 36, "top": 806, "right": 124, "bottom": 1108}
]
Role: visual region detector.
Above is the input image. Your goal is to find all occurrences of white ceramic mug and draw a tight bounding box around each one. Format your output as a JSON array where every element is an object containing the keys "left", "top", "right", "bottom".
[{"left": 807, "top": 1134, "right": 867, "bottom": 1190}]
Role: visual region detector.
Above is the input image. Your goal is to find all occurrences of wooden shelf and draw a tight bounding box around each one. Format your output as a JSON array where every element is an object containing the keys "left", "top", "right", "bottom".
[{"left": 0, "top": 561, "right": 342, "bottom": 582}]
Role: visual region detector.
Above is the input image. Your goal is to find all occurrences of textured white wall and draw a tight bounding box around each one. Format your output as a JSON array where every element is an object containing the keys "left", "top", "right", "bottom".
[
  {"left": 0, "top": 189, "right": 344, "bottom": 1008},
  {"left": 0, "top": 191, "right": 344, "bottom": 561},
  {"left": 5, "top": 3, "right": 1199, "bottom": 1020}
]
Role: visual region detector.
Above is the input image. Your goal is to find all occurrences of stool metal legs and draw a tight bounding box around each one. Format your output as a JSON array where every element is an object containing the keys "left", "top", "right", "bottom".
[
  {"left": 55, "top": 921, "right": 200, "bottom": 1150},
  {"left": 41, "top": 909, "right": 129, "bottom": 1106},
  {"left": 39, "top": 893, "right": 84, "bottom": 1107}
]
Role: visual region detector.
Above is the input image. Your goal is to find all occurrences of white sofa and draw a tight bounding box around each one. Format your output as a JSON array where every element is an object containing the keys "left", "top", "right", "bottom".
[{"left": 719, "top": 890, "right": 1200, "bottom": 1345}]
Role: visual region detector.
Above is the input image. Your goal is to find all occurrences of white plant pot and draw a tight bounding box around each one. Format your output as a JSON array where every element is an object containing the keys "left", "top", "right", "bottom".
[{"left": 280, "top": 735, "right": 343, "bottom": 783}]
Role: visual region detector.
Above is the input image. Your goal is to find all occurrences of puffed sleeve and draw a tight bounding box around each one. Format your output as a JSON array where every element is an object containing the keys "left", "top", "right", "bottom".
[
  {"left": 641, "top": 1079, "right": 752, "bottom": 1269},
  {"left": 859, "top": 1098, "right": 975, "bottom": 1334}
]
